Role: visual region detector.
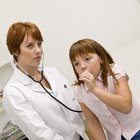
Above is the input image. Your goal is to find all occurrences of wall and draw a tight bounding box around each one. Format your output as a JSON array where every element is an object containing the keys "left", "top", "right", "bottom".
[
  {"left": 0, "top": 0, "right": 140, "bottom": 83},
  {"left": 112, "top": 40, "right": 140, "bottom": 103},
  {"left": 0, "top": 0, "right": 140, "bottom": 132}
]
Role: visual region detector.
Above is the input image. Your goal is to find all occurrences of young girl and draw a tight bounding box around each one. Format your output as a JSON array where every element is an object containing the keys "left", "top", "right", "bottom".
[{"left": 69, "top": 38, "right": 140, "bottom": 140}]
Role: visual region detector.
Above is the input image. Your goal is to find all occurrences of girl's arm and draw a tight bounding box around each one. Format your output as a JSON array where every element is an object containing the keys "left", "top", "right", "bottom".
[
  {"left": 93, "top": 76, "right": 132, "bottom": 114},
  {"left": 79, "top": 70, "right": 132, "bottom": 114},
  {"left": 80, "top": 103, "right": 107, "bottom": 140}
]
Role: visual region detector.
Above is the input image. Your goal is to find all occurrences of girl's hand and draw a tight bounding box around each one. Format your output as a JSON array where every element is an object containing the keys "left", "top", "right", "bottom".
[{"left": 79, "top": 71, "right": 96, "bottom": 92}]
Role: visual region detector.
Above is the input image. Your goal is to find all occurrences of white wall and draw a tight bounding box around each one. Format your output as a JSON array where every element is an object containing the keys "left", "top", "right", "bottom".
[
  {"left": 112, "top": 40, "right": 140, "bottom": 103},
  {"left": 0, "top": 0, "right": 140, "bottom": 131},
  {"left": 0, "top": 0, "right": 140, "bottom": 82}
]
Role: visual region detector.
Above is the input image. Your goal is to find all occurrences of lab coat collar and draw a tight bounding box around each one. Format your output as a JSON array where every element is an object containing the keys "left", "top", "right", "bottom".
[
  {"left": 13, "top": 65, "right": 55, "bottom": 93},
  {"left": 13, "top": 65, "right": 32, "bottom": 85}
]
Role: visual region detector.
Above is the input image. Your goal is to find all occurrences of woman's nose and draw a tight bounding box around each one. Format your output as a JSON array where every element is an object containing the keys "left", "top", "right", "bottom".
[{"left": 35, "top": 46, "right": 41, "bottom": 53}]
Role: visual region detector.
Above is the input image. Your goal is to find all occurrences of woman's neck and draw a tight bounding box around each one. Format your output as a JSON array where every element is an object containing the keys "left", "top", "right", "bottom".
[{"left": 16, "top": 63, "right": 41, "bottom": 81}]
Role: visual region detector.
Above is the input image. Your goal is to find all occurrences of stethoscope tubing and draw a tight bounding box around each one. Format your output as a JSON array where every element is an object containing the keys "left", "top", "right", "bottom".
[
  {"left": 14, "top": 59, "right": 82, "bottom": 113},
  {"left": 28, "top": 71, "right": 82, "bottom": 113}
]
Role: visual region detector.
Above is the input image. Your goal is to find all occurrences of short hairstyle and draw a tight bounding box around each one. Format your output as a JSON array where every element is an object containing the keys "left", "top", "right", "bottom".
[{"left": 6, "top": 22, "right": 43, "bottom": 61}]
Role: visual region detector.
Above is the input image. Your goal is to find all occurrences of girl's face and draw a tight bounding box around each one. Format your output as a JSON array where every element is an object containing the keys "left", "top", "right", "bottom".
[
  {"left": 16, "top": 34, "right": 43, "bottom": 70},
  {"left": 73, "top": 53, "right": 103, "bottom": 79}
]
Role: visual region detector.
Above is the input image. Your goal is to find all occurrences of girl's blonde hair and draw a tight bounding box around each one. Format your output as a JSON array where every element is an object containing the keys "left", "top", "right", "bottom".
[{"left": 69, "top": 38, "right": 117, "bottom": 87}]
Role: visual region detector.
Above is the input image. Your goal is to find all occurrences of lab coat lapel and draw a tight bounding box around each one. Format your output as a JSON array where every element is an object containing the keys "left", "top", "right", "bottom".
[
  {"left": 14, "top": 67, "right": 32, "bottom": 85},
  {"left": 31, "top": 68, "right": 57, "bottom": 93},
  {"left": 42, "top": 69, "right": 57, "bottom": 93},
  {"left": 31, "top": 82, "right": 46, "bottom": 93},
  {"left": 14, "top": 66, "right": 49, "bottom": 93}
]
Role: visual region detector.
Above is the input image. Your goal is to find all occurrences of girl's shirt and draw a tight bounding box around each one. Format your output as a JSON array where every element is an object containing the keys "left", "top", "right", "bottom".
[{"left": 72, "top": 63, "right": 140, "bottom": 140}]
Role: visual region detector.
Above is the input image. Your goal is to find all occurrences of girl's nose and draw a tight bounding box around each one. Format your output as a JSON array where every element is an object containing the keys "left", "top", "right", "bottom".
[{"left": 81, "top": 63, "right": 87, "bottom": 71}]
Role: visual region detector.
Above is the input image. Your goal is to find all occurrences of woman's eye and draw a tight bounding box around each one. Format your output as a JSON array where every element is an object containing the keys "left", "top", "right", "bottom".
[
  {"left": 38, "top": 42, "right": 42, "bottom": 48},
  {"left": 27, "top": 44, "right": 33, "bottom": 49}
]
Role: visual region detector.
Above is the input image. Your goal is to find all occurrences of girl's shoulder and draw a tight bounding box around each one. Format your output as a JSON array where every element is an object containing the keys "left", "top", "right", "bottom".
[
  {"left": 111, "top": 63, "right": 125, "bottom": 73},
  {"left": 111, "top": 63, "right": 127, "bottom": 79}
]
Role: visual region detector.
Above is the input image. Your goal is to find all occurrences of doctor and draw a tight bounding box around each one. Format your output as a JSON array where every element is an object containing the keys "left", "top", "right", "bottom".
[{"left": 2, "top": 22, "right": 90, "bottom": 140}]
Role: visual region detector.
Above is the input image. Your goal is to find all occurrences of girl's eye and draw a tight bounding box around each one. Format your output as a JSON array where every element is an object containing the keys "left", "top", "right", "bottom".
[
  {"left": 85, "top": 57, "right": 90, "bottom": 61},
  {"left": 73, "top": 62, "right": 79, "bottom": 67}
]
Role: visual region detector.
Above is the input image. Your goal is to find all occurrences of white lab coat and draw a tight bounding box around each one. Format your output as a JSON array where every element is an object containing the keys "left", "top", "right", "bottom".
[{"left": 2, "top": 65, "right": 89, "bottom": 140}]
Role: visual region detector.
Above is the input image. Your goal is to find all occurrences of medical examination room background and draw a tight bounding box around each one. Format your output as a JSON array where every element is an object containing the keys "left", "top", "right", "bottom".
[{"left": 0, "top": 0, "right": 140, "bottom": 133}]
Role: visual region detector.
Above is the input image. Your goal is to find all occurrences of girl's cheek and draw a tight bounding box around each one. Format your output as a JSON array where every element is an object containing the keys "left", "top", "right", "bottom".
[{"left": 76, "top": 70, "right": 81, "bottom": 76}]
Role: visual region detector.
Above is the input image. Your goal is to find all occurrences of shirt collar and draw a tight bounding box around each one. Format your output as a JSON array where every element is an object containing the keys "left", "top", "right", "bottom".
[
  {"left": 13, "top": 65, "right": 43, "bottom": 85},
  {"left": 13, "top": 65, "right": 57, "bottom": 93}
]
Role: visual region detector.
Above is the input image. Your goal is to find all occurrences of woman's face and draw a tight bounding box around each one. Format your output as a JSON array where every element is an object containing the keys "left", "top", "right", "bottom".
[
  {"left": 16, "top": 34, "right": 43, "bottom": 69},
  {"left": 73, "top": 53, "right": 103, "bottom": 79}
]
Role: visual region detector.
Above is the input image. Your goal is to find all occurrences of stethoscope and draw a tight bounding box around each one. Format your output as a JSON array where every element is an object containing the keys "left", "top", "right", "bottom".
[
  {"left": 13, "top": 57, "right": 82, "bottom": 113},
  {"left": 29, "top": 70, "right": 82, "bottom": 113}
]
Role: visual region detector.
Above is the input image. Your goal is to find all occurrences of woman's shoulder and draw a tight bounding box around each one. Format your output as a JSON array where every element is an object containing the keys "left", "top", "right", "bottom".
[
  {"left": 3, "top": 75, "right": 23, "bottom": 93},
  {"left": 43, "top": 66, "right": 68, "bottom": 82},
  {"left": 43, "top": 66, "right": 59, "bottom": 73}
]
